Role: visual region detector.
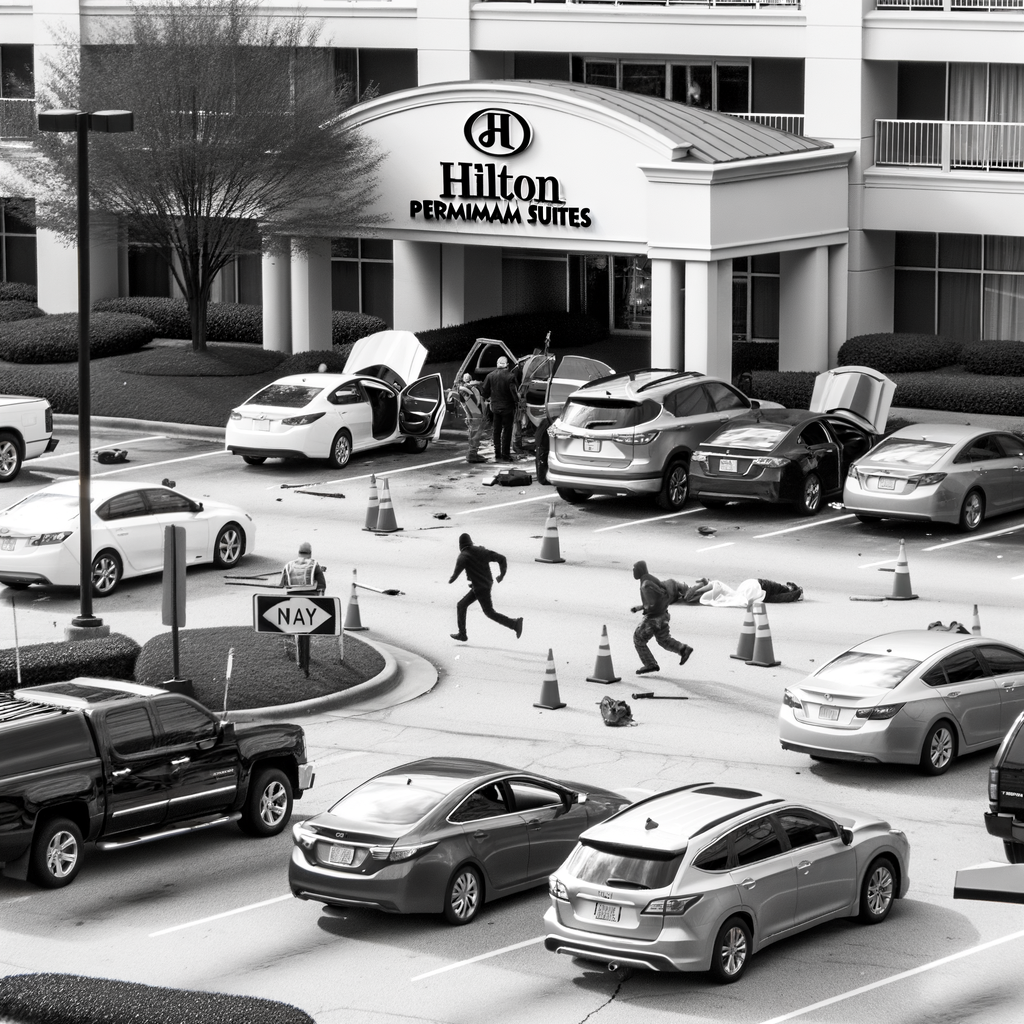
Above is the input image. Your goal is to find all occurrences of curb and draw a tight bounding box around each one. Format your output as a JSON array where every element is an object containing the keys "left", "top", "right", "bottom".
[{"left": 54, "top": 414, "right": 226, "bottom": 442}]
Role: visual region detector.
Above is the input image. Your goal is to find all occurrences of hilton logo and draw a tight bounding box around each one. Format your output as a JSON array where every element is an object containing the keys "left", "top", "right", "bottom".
[{"left": 464, "top": 108, "right": 533, "bottom": 157}]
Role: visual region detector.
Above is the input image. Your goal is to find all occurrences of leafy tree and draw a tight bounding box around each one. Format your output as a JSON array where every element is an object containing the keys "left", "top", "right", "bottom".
[{"left": 8, "top": 0, "right": 384, "bottom": 351}]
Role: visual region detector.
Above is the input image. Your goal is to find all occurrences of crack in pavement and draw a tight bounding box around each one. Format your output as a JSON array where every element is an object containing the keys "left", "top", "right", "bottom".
[{"left": 575, "top": 970, "right": 629, "bottom": 1024}]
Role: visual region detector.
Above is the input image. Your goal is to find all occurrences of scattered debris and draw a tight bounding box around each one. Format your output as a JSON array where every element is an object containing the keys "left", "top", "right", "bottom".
[
  {"left": 433, "top": 512, "right": 450, "bottom": 520},
  {"left": 95, "top": 448, "right": 128, "bottom": 464},
  {"left": 295, "top": 490, "right": 346, "bottom": 499},
  {"left": 697, "top": 526, "right": 716, "bottom": 536},
  {"left": 161, "top": 478, "right": 175, "bottom": 488}
]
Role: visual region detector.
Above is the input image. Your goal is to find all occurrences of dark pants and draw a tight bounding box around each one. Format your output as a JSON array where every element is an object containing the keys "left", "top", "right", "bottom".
[
  {"left": 457, "top": 584, "right": 517, "bottom": 634},
  {"left": 491, "top": 408, "right": 514, "bottom": 460},
  {"left": 296, "top": 635, "right": 311, "bottom": 677},
  {"left": 634, "top": 611, "right": 685, "bottom": 670}
]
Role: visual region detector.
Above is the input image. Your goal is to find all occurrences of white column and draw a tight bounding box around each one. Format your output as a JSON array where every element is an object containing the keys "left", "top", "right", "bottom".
[
  {"left": 417, "top": 0, "right": 471, "bottom": 85},
  {"left": 393, "top": 240, "right": 441, "bottom": 331},
  {"left": 828, "top": 242, "right": 849, "bottom": 367},
  {"left": 464, "top": 245, "right": 502, "bottom": 322},
  {"left": 779, "top": 246, "right": 829, "bottom": 372},
  {"left": 441, "top": 244, "right": 465, "bottom": 326},
  {"left": 290, "top": 238, "right": 332, "bottom": 353},
  {"left": 650, "top": 259, "right": 684, "bottom": 370},
  {"left": 683, "top": 259, "right": 732, "bottom": 380},
  {"left": 89, "top": 212, "right": 120, "bottom": 302},
  {"left": 36, "top": 229, "right": 77, "bottom": 313},
  {"left": 847, "top": 230, "right": 894, "bottom": 339},
  {"left": 262, "top": 246, "right": 291, "bottom": 352}
]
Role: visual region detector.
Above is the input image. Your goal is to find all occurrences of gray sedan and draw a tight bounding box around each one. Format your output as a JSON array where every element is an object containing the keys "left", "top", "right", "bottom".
[{"left": 779, "top": 631, "right": 1024, "bottom": 775}]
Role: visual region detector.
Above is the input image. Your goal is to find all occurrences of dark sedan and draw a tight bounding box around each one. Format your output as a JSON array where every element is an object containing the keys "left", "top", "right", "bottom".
[{"left": 288, "top": 757, "right": 629, "bottom": 925}]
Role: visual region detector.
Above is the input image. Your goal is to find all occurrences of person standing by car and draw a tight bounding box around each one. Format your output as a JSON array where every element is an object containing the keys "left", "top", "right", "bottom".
[
  {"left": 280, "top": 542, "right": 326, "bottom": 676},
  {"left": 483, "top": 356, "right": 518, "bottom": 462},
  {"left": 447, "top": 373, "right": 489, "bottom": 464},
  {"left": 630, "top": 560, "right": 693, "bottom": 676},
  {"left": 448, "top": 532, "right": 523, "bottom": 642}
]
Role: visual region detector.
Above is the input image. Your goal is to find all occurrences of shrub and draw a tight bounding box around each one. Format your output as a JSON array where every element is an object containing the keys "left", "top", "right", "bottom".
[
  {"left": 0, "top": 364, "right": 77, "bottom": 411},
  {"left": 837, "top": 333, "right": 963, "bottom": 374},
  {"left": 208, "top": 302, "right": 262, "bottom": 343},
  {"left": 962, "top": 340, "right": 1024, "bottom": 377},
  {"left": 277, "top": 346, "right": 354, "bottom": 375},
  {"left": 0, "top": 300, "right": 44, "bottom": 323},
  {"left": 0, "top": 633, "right": 141, "bottom": 688},
  {"left": 747, "top": 370, "right": 817, "bottom": 409},
  {"left": 732, "top": 341, "right": 778, "bottom": 377},
  {"left": 0, "top": 312, "right": 156, "bottom": 363},
  {"left": 890, "top": 371, "right": 1024, "bottom": 417},
  {"left": 332, "top": 310, "right": 388, "bottom": 345},
  {"left": 0, "top": 281, "right": 37, "bottom": 303},
  {"left": 94, "top": 296, "right": 192, "bottom": 338}
]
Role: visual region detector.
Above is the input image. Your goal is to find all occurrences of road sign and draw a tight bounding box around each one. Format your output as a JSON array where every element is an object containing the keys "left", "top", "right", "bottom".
[{"left": 253, "top": 595, "right": 342, "bottom": 635}]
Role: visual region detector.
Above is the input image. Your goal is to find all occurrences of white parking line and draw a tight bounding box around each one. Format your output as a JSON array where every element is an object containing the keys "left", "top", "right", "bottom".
[
  {"left": 95, "top": 449, "right": 230, "bottom": 477},
  {"left": 0, "top": 895, "right": 32, "bottom": 906},
  {"left": 753, "top": 514, "right": 854, "bottom": 539},
  {"left": 309, "top": 456, "right": 466, "bottom": 489},
  {"left": 1013, "top": 573, "right": 1024, "bottom": 581},
  {"left": 696, "top": 541, "right": 734, "bottom": 553},
  {"left": 594, "top": 508, "right": 703, "bottom": 533},
  {"left": 922, "top": 524, "right": 1024, "bottom": 551},
  {"left": 759, "top": 927, "right": 1024, "bottom": 1024},
  {"left": 38, "top": 435, "right": 167, "bottom": 461},
  {"left": 410, "top": 936, "right": 544, "bottom": 982},
  {"left": 457, "top": 494, "right": 553, "bottom": 515},
  {"left": 858, "top": 558, "right": 897, "bottom": 570},
  {"left": 149, "top": 893, "right": 292, "bottom": 937},
  {"left": 313, "top": 750, "right": 369, "bottom": 766}
]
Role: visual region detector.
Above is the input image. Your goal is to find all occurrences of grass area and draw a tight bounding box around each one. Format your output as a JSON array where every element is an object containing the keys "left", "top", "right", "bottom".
[
  {"left": 114, "top": 343, "right": 286, "bottom": 377},
  {"left": 134, "top": 625, "right": 386, "bottom": 711}
]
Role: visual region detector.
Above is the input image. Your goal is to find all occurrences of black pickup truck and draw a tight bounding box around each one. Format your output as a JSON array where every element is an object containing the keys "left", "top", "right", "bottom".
[
  {"left": 0, "top": 677, "right": 315, "bottom": 888},
  {"left": 986, "top": 709, "right": 1024, "bottom": 863}
]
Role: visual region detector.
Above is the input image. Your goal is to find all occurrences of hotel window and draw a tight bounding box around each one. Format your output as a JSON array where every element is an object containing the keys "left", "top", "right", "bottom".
[
  {"left": 575, "top": 59, "right": 750, "bottom": 113},
  {"left": 732, "top": 255, "right": 780, "bottom": 342},
  {"left": 333, "top": 50, "right": 417, "bottom": 100},
  {"left": 0, "top": 200, "right": 36, "bottom": 286},
  {"left": 332, "top": 238, "right": 393, "bottom": 327},
  {"left": 0, "top": 45, "right": 34, "bottom": 98}
]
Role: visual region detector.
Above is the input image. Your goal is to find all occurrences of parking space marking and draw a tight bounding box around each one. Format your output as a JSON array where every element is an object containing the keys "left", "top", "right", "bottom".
[
  {"left": 38, "top": 435, "right": 167, "bottom": 461},
  {"left": 410, "top": 936, "right": 544, "bottom": 982},
  {"left": 858, "top": 558, "right": 897, "bottom": 570},
  {"left": 696, "top": 541, "right": 734, "bottom": 553},
  {"left": 759, "top": 927, "right": 1024, "bottom": 1024},
  {"left": 922, "top": 524, "right": 1024, "bottom": 551},
  {"left": 310, "top": 456, "right": 466, "bottom": 489},
  {"left": 1013, "top": 572, "right": 1024, "bottom": 580},
  {"left": 753, "top": 514, "right": 855, "bottom": 539},
  {"left": 149, "top": 894, "right": 292, "bottom": 937},
  {"left": 0, "top": 895, "right": 32, "bottom": 906},
  {"left": 313, "top": 750, "right": 369, "bottom": 766},
  {"left": 594, "top": 508, "right": 703, "bottom": 533},
  {"left": 456, "top": 494, "right": 553, "bottom": 515},
  {"left": 95, "top": 449, "right": 230, "bottom": 477}
]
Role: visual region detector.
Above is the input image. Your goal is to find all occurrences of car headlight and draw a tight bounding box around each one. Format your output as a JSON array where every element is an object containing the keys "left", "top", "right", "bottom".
[
  {"left": 691, "top": 452, "right": 709, "bottom": 464},
  {"left": 549, "top": 875, "right": 569, "bottom": 901},
  {"left": 229, "top": 411, "right": 242, "bottom": 421},
  {"left": 855, "top": 703, "right": 905, "bottom": 720},
  {"left": 783, "top": 689, "right": 803, "bottom": 710},
  {"left": 281, "top": 412, "right": 325, "bottom": 426},
  {"left": 29, "top": 532, "right": 73, "bottom": 546},
  {"left": 907, "top": 472, "right": 946, "bottom": 486},
  {"left": 642, "top": 895, "right": 702, "bottom": 916},
  {"left": 753, "top": 456, "right": 788, "bottom": 468},
  {"left": 292, "top": 823, "right": 317, "bottom": 849}
]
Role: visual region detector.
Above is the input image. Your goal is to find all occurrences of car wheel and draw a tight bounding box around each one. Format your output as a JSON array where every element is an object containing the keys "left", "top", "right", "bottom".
[
  {"left": 657, "top": 459, "right": 689, "bottom": 511},
  {"left": 556, "top": 487, "right": 592, "bottom": 504},
  {"left": 855, "top": 513, "right": 881, "bottom": 524},
  {"left": 698, "top": 497, "right": 729, "bottom": 509},
  {"left": 214, "top": 523, "right": 244, "bottom": 568},
  {"left": 919, "top": 719, "right": 957, "bottom": 775},
  {"left": 958, "top": 490, "right": 984, "bottom": 532},
  {"left": 242, "top": 455, "right": 266, "bottom": 466},
  {"left": 403, "top": 435, "right": 429, "bottom": 453},
  {"left": 328, "top": 430, "right": 353, "bottom": 469},
  {"left": 1004, "top": 841, "right": 1024, "bottom": 864},
  {"left": 858, "top": 856, "right": 897, "bottom": 924},
  {"left": 0, "top": 431, "right": 23, "bottom": 483},
  {"left": 709, "top": 915, "right": 751, "bottom": 984},
  {"left": 239, "top": 768, "right": 293, "bottom": 837},
  {"left": 29, "top": 817, "right": 83, "bottom": 889},
  {"left": 91, "top": 551, "right": 122, "bottom": 597},
  {"left": 444, "top": 865, "right": 483, "bottom": 925},
  {"left": 794, "top": 472, "right": 823, "bottom": 516}
]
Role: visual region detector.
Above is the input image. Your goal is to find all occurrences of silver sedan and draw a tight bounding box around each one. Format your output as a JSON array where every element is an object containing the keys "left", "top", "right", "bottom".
[{"left": 779, "top": 631, "right": 1024, "bottom": 775}]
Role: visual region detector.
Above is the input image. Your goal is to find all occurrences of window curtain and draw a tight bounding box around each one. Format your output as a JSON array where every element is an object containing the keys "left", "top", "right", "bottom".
[
  {"left": 983, "top": 276, "right": 1024, "bottom": 341},
  {"left": 988, "top": 65, "right": 1024, "bottom": 122},
  {"left": 938, "top": 273, "right": 981, "bottom": 344},
  {"left": 948, "top": 64, "right": 987, "bottom": 121}
]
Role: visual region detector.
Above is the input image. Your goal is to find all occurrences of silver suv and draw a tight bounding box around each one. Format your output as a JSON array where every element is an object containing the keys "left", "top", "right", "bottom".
[{"left": 545, "top": 370, "right": 770, "bottom": 510}]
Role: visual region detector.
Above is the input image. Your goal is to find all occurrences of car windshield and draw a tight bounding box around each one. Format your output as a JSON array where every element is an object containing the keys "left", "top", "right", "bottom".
[
  {"left": 328, "top": 775, "right": 459, "bottom": 826},
  {"left": 709, "top": 424, "right": 790, "bottom": 451},
  {"left": 563, "top": 841, "right": 683, "bottom": 890},
  {"left": 813, "top": 651, "right": 921, "bottom": 690},
  {"left": 1, "top": 492, "right": 81, "bottom": 517},
  {"left": 244, "top": 385, "right": 323, "bottom": 409},
  {"left": 863, "top": 438, "right": 952, "bottom": 468},
  {"left": 560, "top": 399, "right": 658, "bottom": 431}
]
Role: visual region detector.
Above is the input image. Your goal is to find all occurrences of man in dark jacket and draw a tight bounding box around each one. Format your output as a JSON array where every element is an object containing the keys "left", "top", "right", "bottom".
[
  {"left": 630, "top": 560, "right": 693, "bottom": 675},
  {"left": 449, "top": 532, "right": 523, "bottom": 642},
  {"left": 482, "top": 356, "right": 518, "bottom": 462}
]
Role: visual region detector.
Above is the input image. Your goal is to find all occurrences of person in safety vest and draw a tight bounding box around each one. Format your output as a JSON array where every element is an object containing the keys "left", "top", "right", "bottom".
[
  {"left": 447, "top": 373, "right": 489, "bottom": 464},
  {"left": 280, "top": 542, "right": 326, "bottom": 593}
]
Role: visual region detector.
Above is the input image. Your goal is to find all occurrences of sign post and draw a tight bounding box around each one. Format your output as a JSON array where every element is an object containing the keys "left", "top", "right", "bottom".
[{"left": 161, "top": 525, "right": 191, "bottom": 695}]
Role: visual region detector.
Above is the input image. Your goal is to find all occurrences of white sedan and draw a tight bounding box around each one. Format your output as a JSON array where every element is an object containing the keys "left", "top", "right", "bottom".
[
  {"left": 225, "top": 330, "right": 446, "bottom": 468},
  {"left": 0, "top": 480, "right": 255, "bottom": 596}
]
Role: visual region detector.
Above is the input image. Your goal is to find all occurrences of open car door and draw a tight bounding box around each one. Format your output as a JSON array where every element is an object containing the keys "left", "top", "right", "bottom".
[
  {"left": 455, "top": 338, "right": 516, "bottom": 384},
  {"left": 344, "top": 330, "right": 427, "bottom": 389},
  {"left": 543, "top": 354, "right": 614, "bottom": 421},
  {"left": 399, "top": 374, "right": 446, "bottom": 441}
]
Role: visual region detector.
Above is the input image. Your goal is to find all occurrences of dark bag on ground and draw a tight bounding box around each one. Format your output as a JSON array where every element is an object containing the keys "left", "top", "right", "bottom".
[
  {"left": 483, "top": 468, "right": 533, "bottom": 487},
  {"left": 599, "top": 695, "right": 634, "bottom": 727}
]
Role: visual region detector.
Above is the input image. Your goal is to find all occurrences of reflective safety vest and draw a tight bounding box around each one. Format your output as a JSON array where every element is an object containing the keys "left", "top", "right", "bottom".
[{"left": 283, "top": 557, "right": 319, "bottom": 589}]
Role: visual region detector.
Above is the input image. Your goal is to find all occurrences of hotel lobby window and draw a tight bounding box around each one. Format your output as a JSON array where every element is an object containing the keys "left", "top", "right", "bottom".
[
  {"left": 0, "top": 200, "right": 36, "bottom": 287},
  {"left": 332, "top": 238, "right": 394, "bottom": 327},
  {"left": 613, "top": 255, "right": 652, "bottom": 333},
  {"left": 732, "top": 255, "right": 780, "bottom": 343}
]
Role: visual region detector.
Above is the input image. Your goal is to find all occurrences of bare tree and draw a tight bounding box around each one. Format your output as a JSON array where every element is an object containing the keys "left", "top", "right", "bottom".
[{"left": 9, "top": 0, "right": 384, "bottom": 351}]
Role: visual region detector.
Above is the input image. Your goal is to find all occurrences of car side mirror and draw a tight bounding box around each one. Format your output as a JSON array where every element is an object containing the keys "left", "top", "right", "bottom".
[
  {"left": 749, "top": 400, "right": 761, "bottom": 409},
  {"left": 197, "top": 736, "right": 218, "bottom": 752},
  {"left": 840, "top": 827, "right": 854, "bottom": 846},
  {"left": 192, "top": 501, "right": 204, "bottom": 513}
]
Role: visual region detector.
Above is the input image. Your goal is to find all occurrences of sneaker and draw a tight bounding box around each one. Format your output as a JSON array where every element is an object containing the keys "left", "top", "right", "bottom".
[
  {"left": 636, "top": 665, "right": 660, "bottom": 676},
  {"left": 514, "top": 617, "right": 523, "bottom": 639},
  {"left": 466, "top": 455, "right": 487, "bottom": 464},
  {"left": 679, "top": 645, "right": 694, "bottom": 666},
  {"left": 450, "top": 632, "right": 468, "bottom": 642}
]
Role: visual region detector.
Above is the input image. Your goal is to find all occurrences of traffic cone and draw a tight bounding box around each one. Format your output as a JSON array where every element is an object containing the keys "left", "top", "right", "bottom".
[
  {"left": 362, "top": 474, "right": 379, "bottom": 532},
  {"left": 374, "top": 477, "right": 401, "bottom": 533},
  {"left": 729, "top": 601, "right": 757, "bottom": 661},
  {"left": 534, "top": 649, "right": 566, "bottom": 709},
  {"left": 343, "top": 570, "right": 368, "bottom": 631},
  {"left": 586, "top": 626, "right": 621, "bottom": 684},
  {"left": 972, "top": 604, "right": 982, "bottom": 636},
  {"left": 535, "top": 502, "right": 565, "bottom": 564},
  {"left": 888, "top": 538, "right": 918, "bottom": 600},
  {"left": 745, "top": 602, "right": 781, "bottom": 668}
]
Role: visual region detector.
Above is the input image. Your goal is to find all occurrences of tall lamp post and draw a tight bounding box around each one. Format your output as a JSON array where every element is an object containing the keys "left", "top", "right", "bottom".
[{"left": 38, "top": 109, "right": 134, "bottom": 635}]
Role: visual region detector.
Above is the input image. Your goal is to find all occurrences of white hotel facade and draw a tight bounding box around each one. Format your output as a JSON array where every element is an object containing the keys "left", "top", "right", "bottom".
[{"left": 2, "top": 0, "right": 1024, "bottom": 377}]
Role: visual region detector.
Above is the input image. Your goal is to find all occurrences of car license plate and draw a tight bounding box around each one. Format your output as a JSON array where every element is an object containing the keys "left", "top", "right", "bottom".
[
  {"left": 594, "top": 902, "right": 621, "bottom": 922},
  {"left": 719, "top": 458, "right": 738, "bottom": 474},
  {"left": 0, "top": 538, "right": 14, "bottom": 551},
  {"left": 254, "top": 419, "right": 270, "bottom": 431},
  {"left": 818, "top": 705, "right": 840, "bottom": 721},
  {"left": 327, "top": 844, "right": 356, "bottom": 866},
  {"left": 877, "top": 476, "right": 896, "bottom": 490},
  {"left": 584, "top": 438, "right": 601, "bottom": 453}
]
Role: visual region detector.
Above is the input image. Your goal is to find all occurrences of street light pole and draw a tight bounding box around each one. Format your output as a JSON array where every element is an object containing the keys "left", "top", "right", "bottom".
[{"left": 38, "top": 109, "right": 134, "bottom": 634}]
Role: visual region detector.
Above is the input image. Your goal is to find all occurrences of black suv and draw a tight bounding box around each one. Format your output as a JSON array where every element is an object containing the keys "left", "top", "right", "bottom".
[{"left": 986, "top": 710, "right": 1024, "bottom": 862}]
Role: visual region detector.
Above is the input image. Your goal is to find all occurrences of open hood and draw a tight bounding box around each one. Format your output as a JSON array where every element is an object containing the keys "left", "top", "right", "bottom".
[
  {"left": 343, "top": 330, "right": 427, "bottom": 388},
  {"left": 810, "top": 366, "right": 895, "bottom": 435}
]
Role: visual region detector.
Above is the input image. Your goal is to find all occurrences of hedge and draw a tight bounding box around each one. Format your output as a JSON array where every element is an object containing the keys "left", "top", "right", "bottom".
[
  {"left": 0, "top": 633, "right": 141, "bottom": 688},
  {"left": 332, "top": 310, "right": 388, "bottom": 345},
  {"left": 276, "top": 346, "right": 354, "bottom": 375},
  {"left": 0, "top": 975, "right": 315, "bottom": 1024},
  {"left": 0, "top": 313, "right": 156, "bottom": 363},
  {"left": 732, "top": 341, "right": 779, "bottom": 377},
  {"left": 0, "top": 363, "right": 77, "bottom": 412},
  {"left": 963, "top": 340, "right": 1024, "bottom": 377},
  {"left": 747, "top": 370, "right": 817, "bottom": 409},
  {"left": 0, "top": 300, "right": 44, "bottom": 323},
  {"left": 0, "top": 281, "right": 37, "bottom": 303},
  {"left": 837, "top": 333, "right": 963, "bottom": 374}
]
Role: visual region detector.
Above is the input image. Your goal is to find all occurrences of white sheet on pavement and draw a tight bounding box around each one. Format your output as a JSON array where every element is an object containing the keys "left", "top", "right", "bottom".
[{"left": 698, "top": 579, "right": 765, "bottom": 607}]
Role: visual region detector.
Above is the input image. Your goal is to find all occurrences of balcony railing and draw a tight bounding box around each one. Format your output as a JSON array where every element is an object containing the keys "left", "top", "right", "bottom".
[
  {"left": 480, "top": 0, "right": 799, "bottom": 7},
  {"left": 0, "top": 98, "right": 36, "bottom": 141},
  {"left": 875, "top": 119, "right": 1024, "bottom": 171},
  {"left": 876, "top": 0, "right": 1024, "bottom": 10},
  {"left": 730, "top": 112, "right": 804, "bottom": 135}
]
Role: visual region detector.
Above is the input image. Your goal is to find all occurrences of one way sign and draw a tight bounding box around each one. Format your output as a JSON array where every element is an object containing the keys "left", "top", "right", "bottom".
[{"left": 253, "top": 594, "right": 342, "bottom": 635}]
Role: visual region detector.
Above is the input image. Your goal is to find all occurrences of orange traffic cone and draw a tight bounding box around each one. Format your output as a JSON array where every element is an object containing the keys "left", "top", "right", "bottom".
[
  {"left": 343, "top": 570, "right": 368, "bottom": 631},
  {"left": 534, "top": 649, "right": 566, "bottom": 709},
  {"left": 362, "top": 474, "right": 379, "bottom": 532},
  {"left": 730, "top": 601, "right": 757, "bottom": 662},
  {"left": 972, "top": 604, "right": 982, "bottom": 636},
  {"left": 745, "top": 602, "right": 781, "bottom": 668},
  {"left": 535, "top": 502, "right": 565, "bottom": 564},
  {"left": 586, "top": 625, "right": 621, "bottom": 684},
  {"left": 374, "top": 478, "right": 401, "bottom": 533},
  {"left": 888, "top": 538, "right": 917, "bottom": 600}
]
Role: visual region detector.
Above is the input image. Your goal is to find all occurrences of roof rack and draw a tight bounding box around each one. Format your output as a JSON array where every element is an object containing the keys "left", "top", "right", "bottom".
[
  {"left": 0, "top": 695, "right": 64, "bottom": 724},
  {"left": 636, "top": 370, "right": 703, "bottom": 393},
  {"left": 689, "top": 797, "right": 783, "bottom": 838}
]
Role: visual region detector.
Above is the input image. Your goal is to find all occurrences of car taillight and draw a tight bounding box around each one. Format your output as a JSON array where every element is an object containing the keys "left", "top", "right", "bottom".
[
  {"left": 691, "top": 452, "right": 709, "bottom": 464},
  {"left": 753, "top": 456, "right": 788, "bottom": 468},
  {"left": 369, "top": 842, "right": 437, "bottom": 862},
  {"left": 282, "top": 412, "right": 325, "bottom": 426},
  {"left": 625, "top": 431, "right": 660, "bottom": 445},
  {"left": 990, "top": 767, "right": 1000, "bottom": 803},
  {"left": 229, "top": 411, "right": 242, "bottom": 421},
  {"left": 783, "top": 689, "right": 803, "bottom": 710},
  {"left": 30, "top": 532, "right": 72, "bottom": 546},
  {"left": 550, "top": 428, "right": 571, "bottom": 440},
  {"left": 549, "top": 875, "right": 569, "bottom": 901},
  {"left": 907, "top": 473, "right": 946, "bottom": 486},
  {"left": 855, "top": 703, "right": 905, "bottom": 720},
  {"left": 847, "top": 465, "right": 860, "bottom": 480},
  {"left": 292, "top": 823, "right": 317, "bottom": 849},
  {"left": 642, "top": 895, "right": 702, "bottom": 916},
  {"left": 45, "top": 405, "right": 53, "bottom": 432}
]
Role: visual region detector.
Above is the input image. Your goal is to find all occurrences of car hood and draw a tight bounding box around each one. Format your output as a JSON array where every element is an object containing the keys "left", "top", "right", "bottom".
[
  {"left": 809, "top": 366, "right": 895, "bottom": 435},
  {"left": 343, "top": 330, "right": 427, "bottom": 385}
]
